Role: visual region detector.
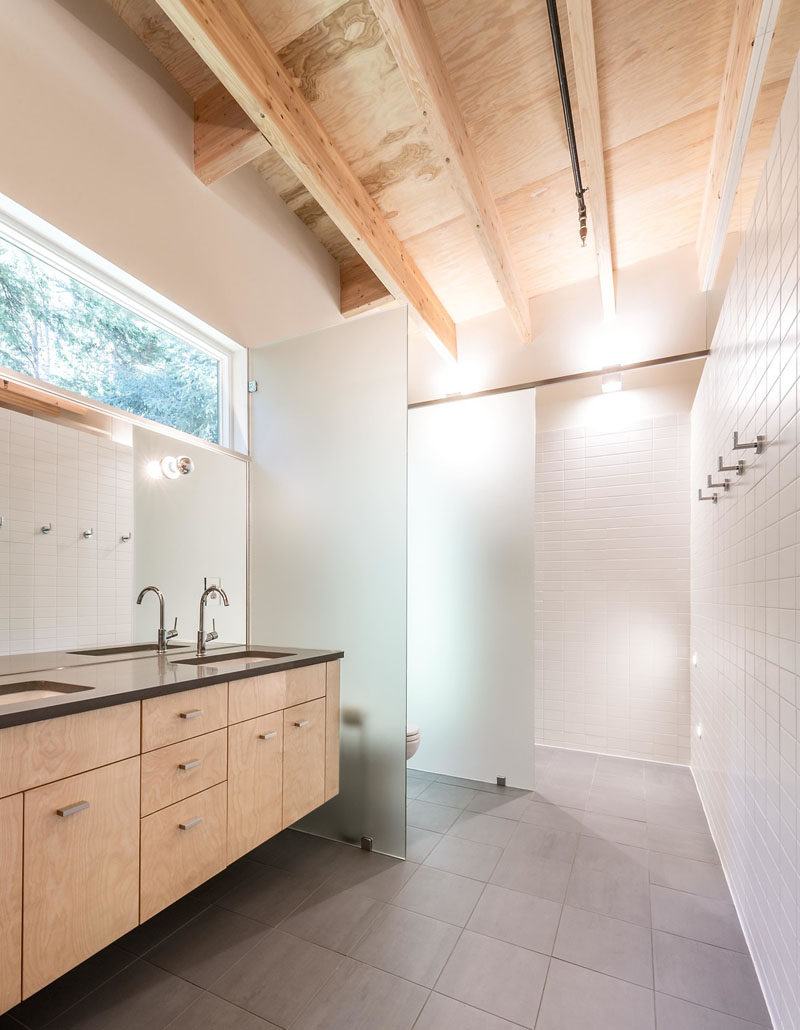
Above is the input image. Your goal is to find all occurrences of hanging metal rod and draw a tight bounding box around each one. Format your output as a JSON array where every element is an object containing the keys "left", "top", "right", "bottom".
[{"left": 546, "top": 0, "right": 588, "bottom": 246}]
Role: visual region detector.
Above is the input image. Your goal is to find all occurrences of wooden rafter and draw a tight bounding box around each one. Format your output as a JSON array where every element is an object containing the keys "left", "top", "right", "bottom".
[
  {"left": 697, "top": 0, "right": 779, "bottom": 289},
  {"left": 340, "top": 257, "right": 393, "bottom": 317},
  {"left": 369, "top": 0, "right": 532, "bottom": 343},
  {"left": 194, "top": 82, "right": 270, "bottom": 184},
  {"left": 154, "top": 0, "right": 457, "bottom": 358},
  {"left": 565, "top": 0, "right": 615, "bottom": 318}
]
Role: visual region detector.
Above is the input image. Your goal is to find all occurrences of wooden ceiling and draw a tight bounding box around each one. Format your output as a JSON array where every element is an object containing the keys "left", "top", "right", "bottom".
[{"left": 106, "top": 0, "right": 800, "bottom": 353}]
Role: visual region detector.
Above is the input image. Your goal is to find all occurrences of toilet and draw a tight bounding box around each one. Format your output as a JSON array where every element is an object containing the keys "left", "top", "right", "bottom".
[{"left": 406, "top": 724, "right": 421, "bottom": 761}]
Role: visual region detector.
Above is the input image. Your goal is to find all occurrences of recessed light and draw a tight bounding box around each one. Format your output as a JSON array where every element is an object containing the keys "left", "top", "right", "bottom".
[{"left": 601, "top": 371, "right": 622, "bottom": 393}]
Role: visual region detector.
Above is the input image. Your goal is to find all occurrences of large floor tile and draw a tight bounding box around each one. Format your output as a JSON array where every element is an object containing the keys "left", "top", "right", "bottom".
[
  {"left": 581, "top": 812, "right": 648, "bottom": 848},
  {"left": 553, "top": 905, "right": 653, "bottom": 987},
  {"left": 147, "top": 906, "right": 268, "bottom": 988},
  {"left": 653, "top": 931, "right": 771, "bottom": 1026},
  {"left": 414, "top": 992, "right": 524, "bottom": 1029},
  {"left": 466, "top": 792, "right": 532, "bottom": 821},
  {"left": 215, "top": 865, "right": 319, "bottom": 926},
  {"left": 586, "top": 789, "right": 647, "bottom": 822},
  {"left": 9, "top": 946, "right": 136, "bottom": 1030},
  {"left": 435, "top": 930, "right": 548, "bottom": 1028},
  {"left": 406, "top": 825, "right": 443, "bottom": 863},
  {"left": 647, "top": 825, "right": 719, "bottom": 864},
  {"left": 466, "top": 884, "right": 560, "bottom": 955},
  {"left": 646, "top": 800, "right": 709, "bottom": 833},
  {"left": 519, "top": 801, "right": 584, "bottom": 834},
  {"left": 393, "top": 865, "right": 485, "bottom": 926},
  {"left": 209, "top": 929, "right": 342, "bottom": 1027},
  {"left": 407, "top": 799, "right": 462, "bottom": 833},
  {"left": 406, "top": 779, "right": 428, "bottom": 799},
  {"left": 424, "top": 835, "right": 503, "bottom": 881},
  {"left": 650, "top": 886, "right": 747, "bottom": 952},
  {"left": 116, "top": 893, "right": 213, "bottom": 957},
  {"left": 277, "top": 881, "right": 383, "bottom": 953},
  {"left": 249, "top": 830, "right": 347, "bottom": 884},
  {"left": 291, "top": 958, "right": 428, "bottom": 1030},
  {"left": 350, "top": 905, "right": 460, "bottom": 987},
  {"left": 324, "top": 848, "right": 419, "bottom": 901},
  {"left": 418, "top": 782, "right": 477, "bottom": 809},
  {"left": 449, "top": 811, "right": 516, "bottom": 847},
  {"left": 536, "top": 959, "right": 655, "bottom": 1030},
  {"left": 490, "top": 849, "right": 572, "bottom": 903},
  {"left": 654, "top": 992, "right": 770, "bottom": 1029},
  {"left": 565, "top": 856, "right": 651, "bottom": 926},
  {"left": 164, "top": 994, "right": 279, "bottom": 1029},
  {"left": 54, "top": 959, "right": 202, "bottom": 1030},
  {"left": 507, "top": 823, "right": 578, "bottom": 863},
  {"left": 649, "top": 851, "right": 731, "bottom": 902}
]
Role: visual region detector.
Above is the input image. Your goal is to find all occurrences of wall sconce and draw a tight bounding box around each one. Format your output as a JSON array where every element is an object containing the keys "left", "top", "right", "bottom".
[
  {"left": 147, "top": 455, "right": 195, "bottom": 480},
  {"left": 601, "top": 368, "right": 623, "bottom": 393}
]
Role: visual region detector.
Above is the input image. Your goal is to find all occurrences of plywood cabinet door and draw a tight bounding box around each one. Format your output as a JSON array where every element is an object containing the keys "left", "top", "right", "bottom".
[
  {"left": 22, "top": 757, "right": 140, "bottom": 998},
  {"left": 0, "top": 793, "right": 22, "bottom": 1013},
  {"left": 283, "top": 698, "right": 326, "bottom": 826},
  {"left": 324, "top": 660, "right": 341, "bottom": 801},
  {"left": 227, "top": 712, "right": 283, "bottom": 862}
]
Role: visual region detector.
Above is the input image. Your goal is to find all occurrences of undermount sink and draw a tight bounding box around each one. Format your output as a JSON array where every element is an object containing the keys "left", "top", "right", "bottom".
[
  {"left": 68, "top": 643, "right": 185, "bottom": 656},
  {"left": 172, "top": 650, "right": 296, "bottom": 669},
  {"left": 0, "top": 681, "right": 93, "bottom": 705}
]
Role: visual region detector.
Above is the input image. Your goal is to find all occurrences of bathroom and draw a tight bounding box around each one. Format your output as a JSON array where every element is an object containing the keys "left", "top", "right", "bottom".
[{"left": 0, "top": 0, "right": 798, "bottom": 1028}]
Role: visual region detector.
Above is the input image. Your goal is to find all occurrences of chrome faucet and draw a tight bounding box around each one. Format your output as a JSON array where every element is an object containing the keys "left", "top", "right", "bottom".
[
  {"left": 197, "top": 586, "right": 229, "bottom": 655},
  {"left": 136, "top": 586, "right": 178, "bottom": 653}
]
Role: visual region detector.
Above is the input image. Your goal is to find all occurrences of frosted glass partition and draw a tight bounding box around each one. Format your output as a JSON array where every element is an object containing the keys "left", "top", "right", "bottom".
[
  {"left": 408, "top": 390, "right": 536, "bottom": 788},
  {"left": 249, "top": 307, "right": 408, "bottom": 858}
]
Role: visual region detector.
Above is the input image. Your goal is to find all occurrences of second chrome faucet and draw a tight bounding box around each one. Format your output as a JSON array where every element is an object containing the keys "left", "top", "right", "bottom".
[{"left": 197, "top": 585, "right": 230, "bottom": 655}]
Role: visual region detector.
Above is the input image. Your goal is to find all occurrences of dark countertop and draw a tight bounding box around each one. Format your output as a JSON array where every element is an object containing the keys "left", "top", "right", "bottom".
[{"left": 0, "top": 644, "right": 344, "bottom": 728}]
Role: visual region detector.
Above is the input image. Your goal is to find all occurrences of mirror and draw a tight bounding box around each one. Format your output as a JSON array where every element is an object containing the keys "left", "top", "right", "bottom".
[{"left": 0, "top": 404, "right": 247, "bottom": 658}]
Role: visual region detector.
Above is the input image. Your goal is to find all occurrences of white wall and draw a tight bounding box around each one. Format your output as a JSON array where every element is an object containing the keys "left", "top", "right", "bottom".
[
  {"left": 690, "top": 55, "right": 800, "bottom": 1030},
  {"left": 407, "top": 391, "right": 537, "bottom": 787},
  {"left": 0, "top": 1, "right": 341, "bottom": 354},
  {"left": 132, "top": 426, "right": 247, "bottom": 647},
  {"left": 0, "top": 408, "right": 132, "bottom": 654},
  {"left": 249, "top": 307, "right": 408, "bottom": 858},
  {"left": 536, "top": 412, "right": 691, "bottom": 763}
]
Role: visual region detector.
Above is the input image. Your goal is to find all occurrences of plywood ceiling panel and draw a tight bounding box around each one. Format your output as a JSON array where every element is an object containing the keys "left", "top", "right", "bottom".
[{"left": 105, "top": 0, "right": 787, "bottom": 330}]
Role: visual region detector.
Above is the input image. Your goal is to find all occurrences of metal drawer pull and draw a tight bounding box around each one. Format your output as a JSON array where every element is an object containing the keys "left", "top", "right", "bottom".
[
  {"left": 178, "top": 759, "right": 202, "bottom": 771},
  {"left": 57, "top": 800, "right": 90, "bottom": 818},
  {"left": 258, "top": 731, "right": 278, "bottom": 741},
  {"left": 294, "top": 719, "right": 310, "bottom": 728},
  {"left": 179, "top": 709, "right": 202, "bottom": 720},
  {"left": 179, "top": 817, "right": 203, "bottom": 831}
]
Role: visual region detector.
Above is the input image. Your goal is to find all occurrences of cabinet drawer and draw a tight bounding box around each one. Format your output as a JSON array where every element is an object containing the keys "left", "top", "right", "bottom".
[
  {"left": 285, "top": 664, "right": 326, "bottom": 708},
  {"left": 228, "top": 713, "right": 283, "bottom": 863},
  {"left": 0, "top": 703, "right": 140, "bottom": 798},
  {"left": 140, "top": 782, "right": 227, "bottom": 921},
  {"left": 228, "top": 671, "right": 286, "bottom": 724},
  {"left": 141, "top": 728, "right": 227, "bottom": 816},
  {"left": 0, "top": 794, "right": 22, "bottom": 1013},
  {"left": 141, "top": 683, "right": 227, "bottom": 752},
  {"left": 23, "top": 758, "right": 140, "bottom": 998},
  {"left": 283, "top": 699, "right": 325, "bottom": 827}
]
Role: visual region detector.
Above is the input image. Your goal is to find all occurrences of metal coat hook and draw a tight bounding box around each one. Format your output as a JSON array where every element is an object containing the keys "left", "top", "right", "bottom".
[
  {"left": 707, "top": 474, "right": 730, "bottom": 492},
  {"left": 40, "top": 523, "right": 52, "bottom": 534},
  {"left": 698, "top": 489, "right": 718, "bottom": 503},
  {"left": 0, "top": 515, "right": 4, "bottom": 529},
  {"left": 719, "top": 456, "right": 744, "bottom": 476},
  {"left": 120, "top": 531, "right": 132, "bottom": 543},
  {"left": 732, "top": 431, "right": 764, "bottom": 454},
  {"left": 82, "top": 528, "right": 94, "bottom": 539}
]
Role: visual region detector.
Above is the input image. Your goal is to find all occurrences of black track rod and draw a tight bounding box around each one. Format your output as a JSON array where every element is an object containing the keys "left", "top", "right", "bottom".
[{"left": 545, "top": 0, "right": 588, "bottom": 246}]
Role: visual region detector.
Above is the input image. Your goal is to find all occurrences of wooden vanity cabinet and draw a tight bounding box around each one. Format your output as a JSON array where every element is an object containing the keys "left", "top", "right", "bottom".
[
  {"left": 22, "top": 757, "right": 140, "bottom": 998},
  {"left": 283, "top": 698, "right": 326, "bottom": 826},
  {"left": 227, "top": 712, "right": 283, "bottom": 862},
  {"left": 0, "top": 794, "right": 22, "bottom": 1013}
]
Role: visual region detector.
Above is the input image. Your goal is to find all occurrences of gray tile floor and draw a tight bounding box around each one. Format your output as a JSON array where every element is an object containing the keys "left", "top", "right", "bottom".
[{"left": 2, "top": 746, "right": 772, "bottom": 1029}]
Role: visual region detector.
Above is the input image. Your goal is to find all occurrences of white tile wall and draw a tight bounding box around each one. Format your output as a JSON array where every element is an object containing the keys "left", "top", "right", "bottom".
[
  {"left": 691, "top": 57, "right": 800, "bottom": 1030},
  {"left": 535, "top": 416, "right": 691, "bottom": 762},
  {"left": 0, "top": 408, "right": 132, "bottom": 654}
]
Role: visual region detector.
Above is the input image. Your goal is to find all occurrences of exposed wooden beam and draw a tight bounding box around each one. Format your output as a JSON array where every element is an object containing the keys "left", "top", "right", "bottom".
[
  {"left": 194, "top": 82, "right": 270, "bottom": 184},
  {"left": 369, "top": 0, "right": 532, "bottom": 343},
  {"left": 697, "top": 0, "right": 781, "bottom": 290},
  {"left": 155, "top": 0, "right": 457, "bottom": 358},
  {"left": 564, "top": 0, "right": 615, "bottom": 318},
  {"left": 340, "top": 257, "right": 393, "bottom": 317}
]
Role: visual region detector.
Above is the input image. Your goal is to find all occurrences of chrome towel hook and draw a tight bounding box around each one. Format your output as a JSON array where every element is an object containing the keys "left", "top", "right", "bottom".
[
  {"left": 719, "top": 456, "right": 744, "bottom": 476},
  {"left": 698, "top": 489, "right": 718, "bottom": 503},
  {"left": 40, "top": 523, "right": 53, "bottom": 534},
  {"left": 82, "top": 528, "right": 94, "bottom": 539},
  {"left": 707, "top": 474, "right": 730, "bottom": 492},
  {"left": 732, "top": 431, "right": 764, "bottom": 454}
]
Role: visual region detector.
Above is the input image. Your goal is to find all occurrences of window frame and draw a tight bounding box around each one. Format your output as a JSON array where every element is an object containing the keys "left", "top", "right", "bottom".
[{"left": 0, "top": 191, "right": 247, "bottom": 453}]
